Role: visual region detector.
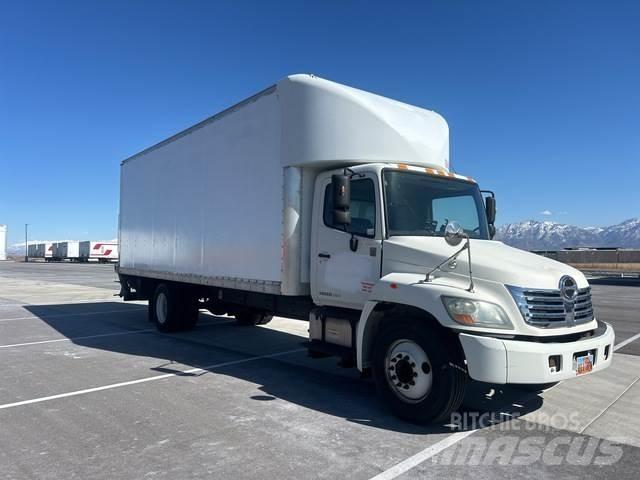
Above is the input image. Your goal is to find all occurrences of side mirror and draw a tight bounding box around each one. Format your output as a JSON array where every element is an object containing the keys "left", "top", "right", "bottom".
[
  {"left": 332, "top": 174, "right": 351, "bottom": 226},
  {"left": 485, "top": 196, "right": 496, "bottom": 225},
  {"left": 444, "top": 221, "right": 465, "bottom": 246}
]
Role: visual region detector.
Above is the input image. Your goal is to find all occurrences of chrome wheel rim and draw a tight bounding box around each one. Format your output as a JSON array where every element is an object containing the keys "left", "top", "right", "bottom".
[{"left": 384, "top": 339, "right": 433, "bottom": 403}]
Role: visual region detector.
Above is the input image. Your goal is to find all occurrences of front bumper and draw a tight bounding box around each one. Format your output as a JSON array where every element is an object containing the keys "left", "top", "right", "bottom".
[{"left": 459, "top": 322, "right": 615, "bottom": 384}]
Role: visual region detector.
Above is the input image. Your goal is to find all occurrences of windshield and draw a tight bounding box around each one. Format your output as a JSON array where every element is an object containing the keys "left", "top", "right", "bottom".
[{"left": 383, "top": 169, "right": 489, "bottom": 239}]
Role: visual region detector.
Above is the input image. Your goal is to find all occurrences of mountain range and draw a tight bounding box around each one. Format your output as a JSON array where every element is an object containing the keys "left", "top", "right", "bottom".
[{"left": 495, "top": 218, "right": 640, "bottom": 250}]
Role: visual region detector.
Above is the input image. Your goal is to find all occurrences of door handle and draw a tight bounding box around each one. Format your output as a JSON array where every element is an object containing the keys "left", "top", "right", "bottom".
[{"left": 318, "top": 253, "right": 331, "bottom": 259}]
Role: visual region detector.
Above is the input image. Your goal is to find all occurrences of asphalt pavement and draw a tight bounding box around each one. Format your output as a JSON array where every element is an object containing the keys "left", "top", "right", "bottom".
[{"left": 0, "top": 261, "right": 638, "bottom": 479}]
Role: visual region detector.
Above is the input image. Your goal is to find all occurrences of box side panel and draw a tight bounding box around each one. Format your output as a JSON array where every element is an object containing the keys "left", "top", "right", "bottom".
[{"left": 119, "top": 90, "right": 285, "bottom": 288}]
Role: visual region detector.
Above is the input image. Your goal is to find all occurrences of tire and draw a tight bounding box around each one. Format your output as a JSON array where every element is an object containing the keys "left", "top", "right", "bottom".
[
  {"left": 234, "top": 310, "right": 273, "bottom": 326},
  {"left": 372, "top": 319, "right": 467, "bottom": 424},
  {"left": 149, "top": 283, "right": 199, "bottom": 332}
]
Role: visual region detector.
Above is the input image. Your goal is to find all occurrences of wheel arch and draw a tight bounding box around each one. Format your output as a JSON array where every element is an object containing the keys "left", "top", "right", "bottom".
[{"left": 357, "top": 301, "right": 462, "bottom": 371}]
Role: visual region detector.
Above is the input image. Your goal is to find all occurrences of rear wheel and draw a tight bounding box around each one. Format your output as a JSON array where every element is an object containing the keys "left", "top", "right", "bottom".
[
  {"left": 372, "top": 319, "right": 467, "bottom": 424},
  {"left": 234, "top": 310, "right": 273, "bottom": 326},
  {"left": 149, "top": 283, "right": 199, "bottom": 332}
]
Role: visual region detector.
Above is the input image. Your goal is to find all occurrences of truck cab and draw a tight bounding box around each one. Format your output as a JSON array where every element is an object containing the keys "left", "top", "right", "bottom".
[{"left": 308, "top": 161, "right": 614, "bottom": 423}]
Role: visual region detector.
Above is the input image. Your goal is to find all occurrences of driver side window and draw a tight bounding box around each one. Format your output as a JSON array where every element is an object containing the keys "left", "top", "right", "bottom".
[{"left": 323, "top": 178, "right": 376, "bottom": 237}]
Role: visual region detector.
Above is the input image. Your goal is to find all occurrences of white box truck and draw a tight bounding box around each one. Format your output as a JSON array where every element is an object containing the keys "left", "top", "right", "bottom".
[
  {"left": 79, "top": 241, "right": 119, "bottom": 263},
  {"left": 118, "top": 75, "right": 614, "bottom": 423}
]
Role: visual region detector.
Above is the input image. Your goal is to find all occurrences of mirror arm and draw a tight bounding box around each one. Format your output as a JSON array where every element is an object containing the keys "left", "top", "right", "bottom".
[
  {"left": 466, "top": 236, "right": 474, "bottom": 292},
  {"left": 422, "top": 236, "right": 475, "bottom": 292},
  {"left": 422, "top": 241, "right": 468, "bottom": 283}
]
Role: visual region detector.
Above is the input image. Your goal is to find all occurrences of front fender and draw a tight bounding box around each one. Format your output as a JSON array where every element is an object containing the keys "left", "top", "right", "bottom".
[
  {"left": 367, "top": 272, "right": 470, "bottom": 324},
  {"left": 356, "top": 272, "right": 469, "bottom": 370}
]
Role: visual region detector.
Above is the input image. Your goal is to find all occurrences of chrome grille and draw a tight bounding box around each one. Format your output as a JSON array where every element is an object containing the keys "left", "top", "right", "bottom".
[{"left": 508, "top": 286, "right": 594, "bottom": 328}]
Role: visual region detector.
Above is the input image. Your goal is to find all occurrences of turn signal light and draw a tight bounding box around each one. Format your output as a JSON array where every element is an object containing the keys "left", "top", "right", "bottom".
[{"left": 452, "top": 313, "right": 475, "bottom": 325}]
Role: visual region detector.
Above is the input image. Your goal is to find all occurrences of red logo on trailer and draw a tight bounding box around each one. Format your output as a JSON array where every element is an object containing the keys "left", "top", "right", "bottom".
[{"left": 91, "top": 243, "right": 116, "bottom": 257}]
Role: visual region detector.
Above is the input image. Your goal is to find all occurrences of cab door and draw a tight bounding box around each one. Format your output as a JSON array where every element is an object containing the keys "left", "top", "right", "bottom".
[{"left": 311, "top": 173, "right": 382, "bottom": 309}]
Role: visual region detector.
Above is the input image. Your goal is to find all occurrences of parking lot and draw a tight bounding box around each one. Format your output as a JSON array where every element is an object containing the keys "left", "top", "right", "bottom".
[{"left": 0, "top": 261, "right": 638, "bottom": 479}]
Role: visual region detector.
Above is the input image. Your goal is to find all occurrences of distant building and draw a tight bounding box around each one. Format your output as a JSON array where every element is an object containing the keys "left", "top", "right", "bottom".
[{"left": 0, "top": 225, "right": 6, "bottom": 261}]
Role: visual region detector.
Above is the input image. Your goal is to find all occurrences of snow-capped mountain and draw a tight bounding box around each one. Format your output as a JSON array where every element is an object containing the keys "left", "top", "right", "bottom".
[{"left": 495, "top": 218, "right": 640, "bottom": 250}]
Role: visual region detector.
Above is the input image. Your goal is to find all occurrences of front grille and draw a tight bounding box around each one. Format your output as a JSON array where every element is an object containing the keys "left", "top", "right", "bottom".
[{"left": 508, "top": 286, "right": 594, "bottom": 328}]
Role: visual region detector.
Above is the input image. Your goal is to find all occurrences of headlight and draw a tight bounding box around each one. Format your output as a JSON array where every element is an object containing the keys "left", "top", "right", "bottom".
[{"left": 441, "top": 296, "right": 513, "bottom": 329}]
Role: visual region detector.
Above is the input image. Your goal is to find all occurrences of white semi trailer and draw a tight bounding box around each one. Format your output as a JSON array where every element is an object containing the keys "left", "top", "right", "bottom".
[
  {"left": 117, "top": 75, "right": 614, "bottom": 423},
  {"left": 54, "top": 241, "right": 80, "bottom": 261},
  {"left": 79, "top": 241, "right": 119, "bottom": 263}
]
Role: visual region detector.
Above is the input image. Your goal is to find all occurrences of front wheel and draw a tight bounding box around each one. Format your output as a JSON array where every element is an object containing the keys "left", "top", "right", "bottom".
[{"left": 372, "top": 320, "right": 467, "bottom": 424}]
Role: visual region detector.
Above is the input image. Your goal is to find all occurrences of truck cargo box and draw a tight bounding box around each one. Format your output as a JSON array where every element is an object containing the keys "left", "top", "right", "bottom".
[{"left": 119, "top": 74, "right": 449, "bottom": 296}]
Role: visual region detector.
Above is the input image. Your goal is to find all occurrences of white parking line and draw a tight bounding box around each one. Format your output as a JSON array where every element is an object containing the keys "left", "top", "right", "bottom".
[
  {"left": 0, "top": 348, "right": 305, "bottom": 411},
  {"left": 0, "top": 329, "right": 156, "bottom": 349},
  {"left": 368, "top": 430, "right": 477, "bottom": 480},
  {"left": 0, "top": 307, "right": 147, "bottom": 323},
  {"left": 614, "top": 332, "right": 640, "bottom": 351},
  {"left": 578, "top": 375, "right": 640, "bottom": 434},
  {"left": 0, "top": 290, "right": 117, "bottom": 298},
  {"left": 0, "top": 318, "right": 235, "bottom": 349},
  {"left": 0, "top": 298, "right": 130, "bottom": 308}
]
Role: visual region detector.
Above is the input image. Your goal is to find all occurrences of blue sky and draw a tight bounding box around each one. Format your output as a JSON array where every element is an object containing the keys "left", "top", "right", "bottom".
[{"left": 1, "top": 0, "right": 638, "bottom": 245}]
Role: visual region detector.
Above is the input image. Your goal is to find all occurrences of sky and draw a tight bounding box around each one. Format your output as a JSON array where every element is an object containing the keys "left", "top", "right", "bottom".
[{"left": 1, "top": 0, "right": 639, "bottom": 245}]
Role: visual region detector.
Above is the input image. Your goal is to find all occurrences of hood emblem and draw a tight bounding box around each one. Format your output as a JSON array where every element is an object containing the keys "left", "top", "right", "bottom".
[
  {"left": 559, "top": 276, "right": 578, "bottom": 325},
  {"left": 559, "top": 276, "right": 578, "bottom": 302}
]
